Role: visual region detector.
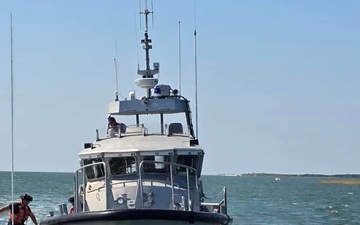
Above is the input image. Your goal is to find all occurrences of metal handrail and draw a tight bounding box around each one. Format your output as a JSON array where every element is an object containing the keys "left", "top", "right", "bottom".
[
  {"left": 201, "top": 186, "right": 227, "bottom": 214},
  {"left": 138, "top": 160, "right": 198, "bottom": 210},
  {"left": 74, "top": 162, "right": 107, "bottom": 212},
  {"left": 222, "top": 187, "right": 227, "bottom": 214},
  {"left": 73, "top": 160, "right": 199, "bottom": 212}
]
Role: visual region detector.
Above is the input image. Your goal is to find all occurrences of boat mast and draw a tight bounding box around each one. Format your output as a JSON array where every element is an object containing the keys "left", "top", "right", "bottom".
[{"left": 137, "top": 0, "right": 159, "bottom": 98}]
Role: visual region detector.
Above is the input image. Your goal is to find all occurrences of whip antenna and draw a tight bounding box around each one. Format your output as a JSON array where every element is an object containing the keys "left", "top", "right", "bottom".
[
  {"left": 139, "top": 0, "right": 142, "bottom": 29},
  {"left": 10, "top": 13, "right": 15, "bottom": 225},
  {"left": 113, "top": 58, "right": 119, "bottom": 101},
  {"left": 178, "top": 21, "right": 182, "bottom": 95},
  {"left": 151, "top": 0, "right": 154, "bottom": 29},
  {"left": 193, "top": 0, "right": 199, "bottom": 139},
  {"left": 113, "top": 39, "right": 119, "bottom": 101},
  {"left": 115, "top": 39, "right": 118, "bottom": 58},
  {"left": 134, "top": 13, "right": 140, "bottom": 70}
]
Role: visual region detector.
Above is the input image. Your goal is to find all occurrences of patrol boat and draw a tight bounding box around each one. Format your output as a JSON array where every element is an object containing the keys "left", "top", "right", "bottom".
[{"left": 40, "top": 5, "right": 232, "bottom": 225}]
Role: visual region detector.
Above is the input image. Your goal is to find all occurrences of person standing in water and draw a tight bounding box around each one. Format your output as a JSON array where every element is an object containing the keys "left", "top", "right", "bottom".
[
  {"left": 68, "top": 196, "right": 75, "bottom": 214},
  {"left": 0, "top": 194, "right": 38, "bottom": 225}
]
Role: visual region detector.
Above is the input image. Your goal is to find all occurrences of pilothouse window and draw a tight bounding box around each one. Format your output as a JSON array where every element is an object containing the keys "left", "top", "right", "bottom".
[
  {"left": 109, "top": 157, "right": 137, "bottom": 175},
  {"left": 143, "top": 156, "right": 171, "bottom": 173},
  {"left": 176, "top": 155, "right": 198, "bottom": 175},
  {"left": 83, "top": 158, "right": 105, "bottom": 179}
]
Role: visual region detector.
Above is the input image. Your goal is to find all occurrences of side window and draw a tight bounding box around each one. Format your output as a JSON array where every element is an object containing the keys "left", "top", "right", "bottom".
[
  {"left": 143, "top": 156, "right": 171, "bottom": 173},
  {"left": 109, "top": 157, "right": 137, "bottom": 175},
  {"left": 83, "top": 158, "right": 105, "bottom": 180},
  {"left": 176, "top": 155, "right": 198, "bottom": 175}
]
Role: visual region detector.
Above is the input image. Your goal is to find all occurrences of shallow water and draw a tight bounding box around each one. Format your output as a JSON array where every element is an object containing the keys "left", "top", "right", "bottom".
[{"left": 0, "top": 172, "right": 359, "bottom": 225}]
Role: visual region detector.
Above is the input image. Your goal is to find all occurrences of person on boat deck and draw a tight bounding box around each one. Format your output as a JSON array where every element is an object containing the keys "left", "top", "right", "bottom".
[
  {"left": 68, "top": 196, "right": 75, "bottom": 214},
  {"left": 107, "top": 116, "right": 126, "bottom": 136},
  {"left": 0, "top": 194, "right": 38, "bottom": 225}
]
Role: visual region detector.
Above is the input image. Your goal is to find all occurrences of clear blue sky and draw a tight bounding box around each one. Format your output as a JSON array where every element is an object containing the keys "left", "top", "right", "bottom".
[{"left": 0, "top": 0, "right": 359, "bottom": 175}]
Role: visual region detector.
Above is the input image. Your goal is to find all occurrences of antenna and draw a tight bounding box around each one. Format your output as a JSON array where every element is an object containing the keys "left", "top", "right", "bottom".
[
  {"left": 115, "top": 39, "right": 118, "bottom": 59},
  {"left": 193, "top": 0, "right": 199, "bottom": 139},
  {"left": 178, "top": 21, "right": 182, "bottom": 96},
  {"left": 113, "top": 58, "right": 119, "bottom": 101},
  {"left": 113, "top": 39, "right": 119, "bottom": 101},
  {"left": 134, "top": 13, "right": 140, "bottom": 70},
  {"left": 139, "top": 0, "right": 142, "bottom": 29},
  {"left": 10, "top": 13, "right": 15, "bottom": 225},
  {"left": 151, "top": 0, "right": 154, "bottom": 29}
]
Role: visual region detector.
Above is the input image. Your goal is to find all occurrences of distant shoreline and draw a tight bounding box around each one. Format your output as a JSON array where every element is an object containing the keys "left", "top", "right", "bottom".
[
  {"left": 1, "top": 171, "right": 359, "bottom": 178},
  {"left": 0, "top": 170, "right": 72, "bottom": 174},
  {"left": 216, "top": 173, "right": 360, "bottom": 178}
]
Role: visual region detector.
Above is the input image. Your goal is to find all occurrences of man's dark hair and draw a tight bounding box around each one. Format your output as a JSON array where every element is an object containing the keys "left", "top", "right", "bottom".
[
  {"left": 68, "top": 196, "right": 74, "bottom": 203},
  {"left": 20, "top": 194, "right": 33, "bottom": 202}
]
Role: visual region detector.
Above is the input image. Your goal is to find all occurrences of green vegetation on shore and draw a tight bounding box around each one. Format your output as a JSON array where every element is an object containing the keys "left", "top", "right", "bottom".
[{"left": 218, "top": 173, "right": 360, "bottom": 178}]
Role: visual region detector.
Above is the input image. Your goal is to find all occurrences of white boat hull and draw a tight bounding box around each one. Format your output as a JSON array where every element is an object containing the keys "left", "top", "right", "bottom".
[{"left": 40, "top": 209, "right": 232, "bottom": 225}]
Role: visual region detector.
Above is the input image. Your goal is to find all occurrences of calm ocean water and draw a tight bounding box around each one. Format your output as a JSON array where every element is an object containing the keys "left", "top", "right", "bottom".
[{"left": 0, "top": 171, "right": 359, "bottom": 225}]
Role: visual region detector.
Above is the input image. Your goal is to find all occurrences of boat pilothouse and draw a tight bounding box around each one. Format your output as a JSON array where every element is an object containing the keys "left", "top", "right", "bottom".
[
  {"left": 77, "top": 89, "right": 204, "bottom": 212},
  {"left": 40, "top": 3, "right": 232, "bottom": 225}
]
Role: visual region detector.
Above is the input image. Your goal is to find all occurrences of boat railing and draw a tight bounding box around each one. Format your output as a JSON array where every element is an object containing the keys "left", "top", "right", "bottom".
[
  {"left": 96, "top": 125, "right": 146, "bottom": 140},
  {"left": 138, "top": 160, "right": 198, "bottom": 211},
  {"left": 95, "top": 122, "right": 189, "bottom": 140},
  {"left": 73, "top": 161, "right": 107, "bottom": 212},
  {"left": 200, "top": 186, "right": 228, "bottom": 214},
  {"left": 73, "top": 161, "right": 198, "bottom": 212}
]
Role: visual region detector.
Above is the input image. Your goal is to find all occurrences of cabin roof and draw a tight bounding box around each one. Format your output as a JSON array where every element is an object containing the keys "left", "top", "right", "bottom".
[
  {"left": 79, "top": 135, "right": 202, "bottom": 156},
  {"left": 108, "top": 98, "right": 188, "bottom": 115}
]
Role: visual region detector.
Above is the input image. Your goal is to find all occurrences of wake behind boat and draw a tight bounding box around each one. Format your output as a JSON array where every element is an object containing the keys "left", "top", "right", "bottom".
[{"left": 40, "top": 3, "right": 232, "bottom": 225}]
